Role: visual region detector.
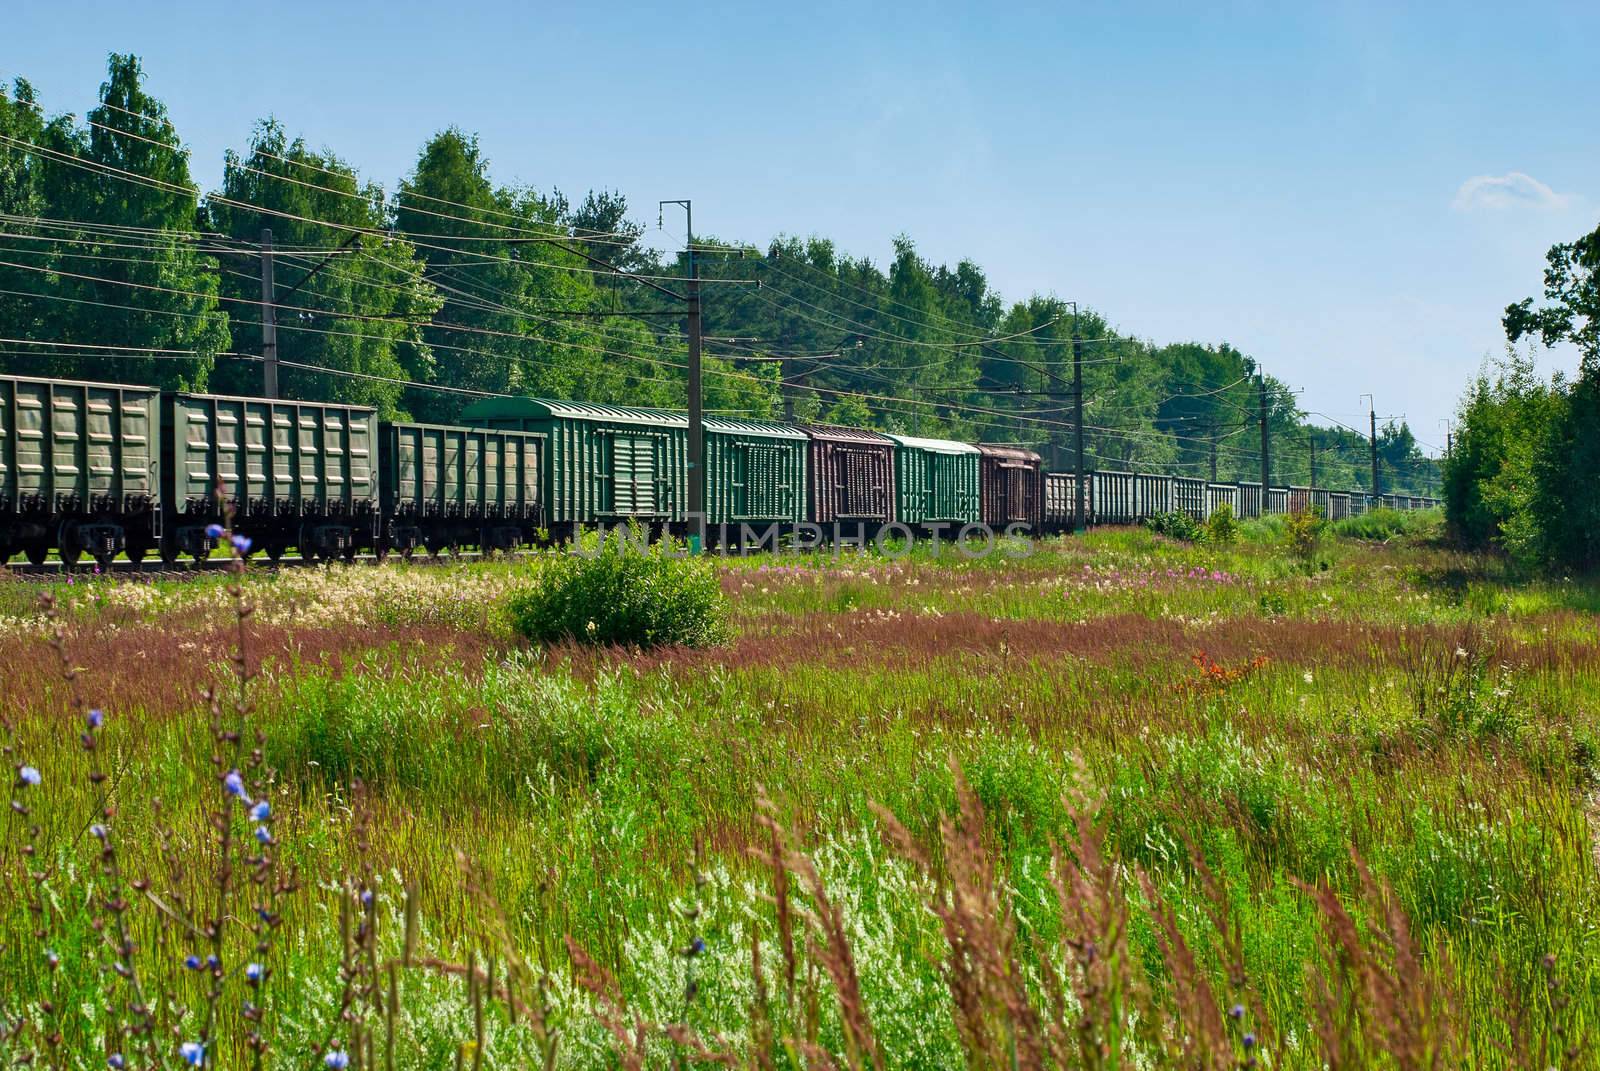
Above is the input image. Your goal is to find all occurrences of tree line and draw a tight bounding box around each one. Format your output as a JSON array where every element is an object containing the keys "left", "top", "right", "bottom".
[
  {"left": 1444, "top": 220, "right": 1600, "bottom": 570},
  {"left": 0, "top": 54, "right": 1438, "bottom": 493}
]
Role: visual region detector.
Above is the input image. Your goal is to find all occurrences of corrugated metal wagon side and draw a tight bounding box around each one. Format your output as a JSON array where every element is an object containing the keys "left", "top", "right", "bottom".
[
  {"left": 162, "top": 393, "right": 379, "bottom": 562},
  {"left": 1042, "top": 471, "right": 1083, "bottom": 532},
  {"left": 802, "top": 424, "right": 896, "bottom": 539},
  {"left": 703, "top": 416, "right": 807, "bottom": 545},
  {"left": 380, "top": 423, "right": 546, "bottom": 557},
  {"left": 887, "top": 435, "right": 980, "bottom": 529},
  {"left": 975, "top": 444, "right": 1042, "bottom": 533},
  {"left": 0, "top": 373, "right": 160, "bottom": 567},
  {"left": 1092, "top": 471, "right": 1136, "bottom": 524},
  {"left": 461, "top": 398, "right": 686, "bottom": 539}
]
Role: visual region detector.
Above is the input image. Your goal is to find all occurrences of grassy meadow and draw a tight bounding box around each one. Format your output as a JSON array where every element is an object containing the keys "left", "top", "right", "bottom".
[{"left": 4, "top": 512, "right": 1600, "bottom": 1068}]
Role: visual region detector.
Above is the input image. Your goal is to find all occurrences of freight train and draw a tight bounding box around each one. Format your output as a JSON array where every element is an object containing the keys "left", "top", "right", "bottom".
[{"left": 0, "top": 372, "right": 1437, "bottom": 567}]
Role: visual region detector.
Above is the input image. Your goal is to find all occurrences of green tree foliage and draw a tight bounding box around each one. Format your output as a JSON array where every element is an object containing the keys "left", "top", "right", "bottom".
[
  {"left": 0, "top": 55, "right": 228, "bottom": 389},
  {"left": 1504, "top": 222, "right": 1600, "bottom": 372},
  {"left": 1447, "top": 220, "right": 1600, "bottom": 571},
  {"left": 207, "top": 120, "right": 441, "bottom": 415},
  {"left": 0, "top": 52, "right": 1443, "bottom": 499}
]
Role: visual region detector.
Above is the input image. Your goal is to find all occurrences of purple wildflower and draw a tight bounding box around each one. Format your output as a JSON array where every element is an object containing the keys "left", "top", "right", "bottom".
[
  {"left": 325, "top": 1050, "right": 349, "bottom": 1070},
  {"left": 184, "top": 955, "right": 202, "bottom": 970},
  {"left": 179, "top": 1040, "right": 205, "bottom": 1066},
  {"left": 87, "top": 708, "right": 104, "bottom": 730},
  {"left": 231, "top": 534, "right": 252, "bottom": 553},
  {"left": 1229, "top": 1003, "right": 1244, "bottom": 1019},
  {"left": 1243, "top": 1033, "right": 1257, "bottom": 1050},
  {"left": 18, "top": 765, "right": 40, "bottom": 787},
  {"left": 254, "top": 825, "right": 272, "bottom": 845},
  {"left": 90, "top": 824, "right": 108, "bottom": 840},
  {"left": 245, "top": 962, "right": 263, "bottom": 984},
  {"left": 360, "top": 889, "right": 373, "bottom": 908},
  {"left": 249, "top": 800, "right": 270, "bottom": 822},
  {"left": 204, "top": 524, "right": 224, "bottom": 540},
  {"left": 222, "top": 770, "right": 246, "bottom": 798},
  {"left": 108, "top": 1055, "right": 126, "bottom": 1070}
]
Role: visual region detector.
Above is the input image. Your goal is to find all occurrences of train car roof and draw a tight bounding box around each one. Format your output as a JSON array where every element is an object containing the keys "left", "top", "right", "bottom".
[
  {"left": 460, "top": 397, "right": 806, "bottom": 439},
  {"left": 800, "top": 423, "right": 897, "bottom": 445},
  {"left": 886, "top": 433, "right": 981, "bottom": 455},
  {"left": 975, "top": 443, "right": 1042, "bottom": 462}
]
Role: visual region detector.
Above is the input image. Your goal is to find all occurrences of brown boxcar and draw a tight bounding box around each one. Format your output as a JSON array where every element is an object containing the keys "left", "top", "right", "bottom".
[
  {"left": 976, "top": 444, "right": 1043, "bottom": 532},
  {"left": 801, "top": 424, "right": 896, "bottom": 533}
]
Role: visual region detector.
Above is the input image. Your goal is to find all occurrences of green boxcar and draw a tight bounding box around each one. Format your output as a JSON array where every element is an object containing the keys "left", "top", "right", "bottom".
[
  {"left": 380, "top": 422, "right": 546, "bottom": 555},
  {"left": 886, "top": 434, "right": 980, "bottom": 527},
  {"left": 162, "top": 392, "right": 379, "bottom": 562},
  {"left": 460, "top": 398, "right": 808, "bottom": 535},
  {"left": 703, "top": 416, "right": 807, "bottom": 529},
  {"left": 0, "top": 373, "right": 161, "bottom": 566},
  {"left": 461, "top": 399, "right": 686, "bottom": 530}
]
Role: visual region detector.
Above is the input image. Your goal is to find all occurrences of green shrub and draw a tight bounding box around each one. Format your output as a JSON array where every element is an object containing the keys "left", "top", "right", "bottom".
[
  {"left": 1205, "top": 502, "right": 1239, "bottom": 545},
  {"left": 507, "top": 533, "right": 729, "bottom": 648},
  {"left": 1284, "top": 507, "right": 1325, "bottom": 573},
  {"left": 1145, "top": 510, "right": 1207, "bottom": 543}
]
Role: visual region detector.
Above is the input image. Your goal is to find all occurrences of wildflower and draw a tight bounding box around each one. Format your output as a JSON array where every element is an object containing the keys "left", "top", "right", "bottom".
[
  {"left": 222, "top": 770, "right": 247, "bottom": 798},
  {"left": 1243, "top": 1033, "right": 1257, "bottom": 1050},
  {"left": 87, "top": 708, "right": 104, "bottom": 730},
  {"left": 325, "top": 1049, "right": 350, "bottom": 1069},
  {"left": 206, "top": 954, "right": 219, "bottom": 969},
  {"left": 204, "top": 523, "right": 224, "bottom": 539},
  {"left": 245, "top": 962, "right": 263, "bottom": 984},
  {"left": 45, "top": 950, "right": 59, "bottom": 968},
  {"left": 360, "top": 889, "right": 373, "bottom": 907},
  {"left": 90, "top": 824, "right": 108, "bottom": 840},
  {"left": 231, "top": 534, "right": 252, "bottom": 553},
  {"left": 183, "top": 955, "right": 202, "bottom": 971},
  {"left": 179, "top": 1041, "right": 205, "bottom": 1066},
  {"left": 108, "top": 1055, "right": 126, "bottom": 1070},
  {"left": 249, "top": 800, "right": 271, "bottom": 822},
  {"left": 18, "top": 765, "right": 40, "bottom": 787},
  {"left": 1229, "top": 1003, "right": 1244, "bottom": 1019},
  {"left": 1302, "top": 671, "right": 1313, "bottom": 684},
  {"left": 254, "top": 825, "right": 272, "bottom": 845}
]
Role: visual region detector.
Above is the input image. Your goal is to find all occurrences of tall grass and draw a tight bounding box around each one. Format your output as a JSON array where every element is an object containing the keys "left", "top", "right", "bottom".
[{"left": 1, "top": 529, "right": 1597, "bottom": 1067}]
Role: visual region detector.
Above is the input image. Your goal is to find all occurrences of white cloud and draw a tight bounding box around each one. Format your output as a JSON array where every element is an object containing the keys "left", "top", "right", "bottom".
[{"left": 1452, "top": 171, "right": 1575, "bottom": 212}]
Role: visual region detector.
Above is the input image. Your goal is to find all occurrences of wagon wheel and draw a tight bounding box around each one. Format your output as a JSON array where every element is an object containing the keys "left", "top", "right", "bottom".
[
  {"left": 0, "top": 542, "right": 11, "bottom": 566},
  {"left": 125, "top": 539, "right": 148, "bottom": 566},
  {"left": 401, "top": 544, "right": 415, "bottom": 563},
  {"left": 159, "top": 540, "right": 179, "bottom": 566},
  {"left": 341, "top": 543, "right": 357, "bottom": 564},
  {"left": 265, "top": 541, "right": 285, "bottom": 564},
  {"left": 57, "top": 521, "right": 81, "bottom": 569},
  {"left": 94, "top": 549, "right": 116, "bottom": 571},
  {"left": 191, "top": 545, "right": 211, "bottom": 567},
  {"left": 25, "top": 543, "right": 48, "bottom": 567}
]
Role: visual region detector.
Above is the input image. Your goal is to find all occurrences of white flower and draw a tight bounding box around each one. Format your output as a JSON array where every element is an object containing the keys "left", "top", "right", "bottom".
[{"left": 1302, "top": 671, "right": 1314, "bottom": 684}]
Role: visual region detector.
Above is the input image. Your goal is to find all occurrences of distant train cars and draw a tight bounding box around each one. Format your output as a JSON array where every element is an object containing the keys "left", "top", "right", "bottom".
[{"left": 0, "top": 372, "right": 1440, "bottom": 567}]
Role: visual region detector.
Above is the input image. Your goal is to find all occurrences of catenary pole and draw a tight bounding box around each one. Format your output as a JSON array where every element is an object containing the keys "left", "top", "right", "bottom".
[
  {"left": 1259, "top": 373, "right": 1270, "bottom": 494},
  {"left": 1072, "top": 303, "right": 1085, "bottom": 532},
  {"left": 260, "top": 227, "right": 277, "bottom": 398}
]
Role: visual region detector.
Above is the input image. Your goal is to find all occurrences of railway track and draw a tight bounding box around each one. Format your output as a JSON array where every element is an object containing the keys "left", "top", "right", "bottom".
[{"left": 0, "top": 548, "right": 531, "bottom": 582}]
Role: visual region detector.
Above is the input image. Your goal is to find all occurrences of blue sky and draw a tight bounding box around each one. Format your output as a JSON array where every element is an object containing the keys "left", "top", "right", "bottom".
[{"left": 6, "top": 1, "right": 1597, "bottom": 448}]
